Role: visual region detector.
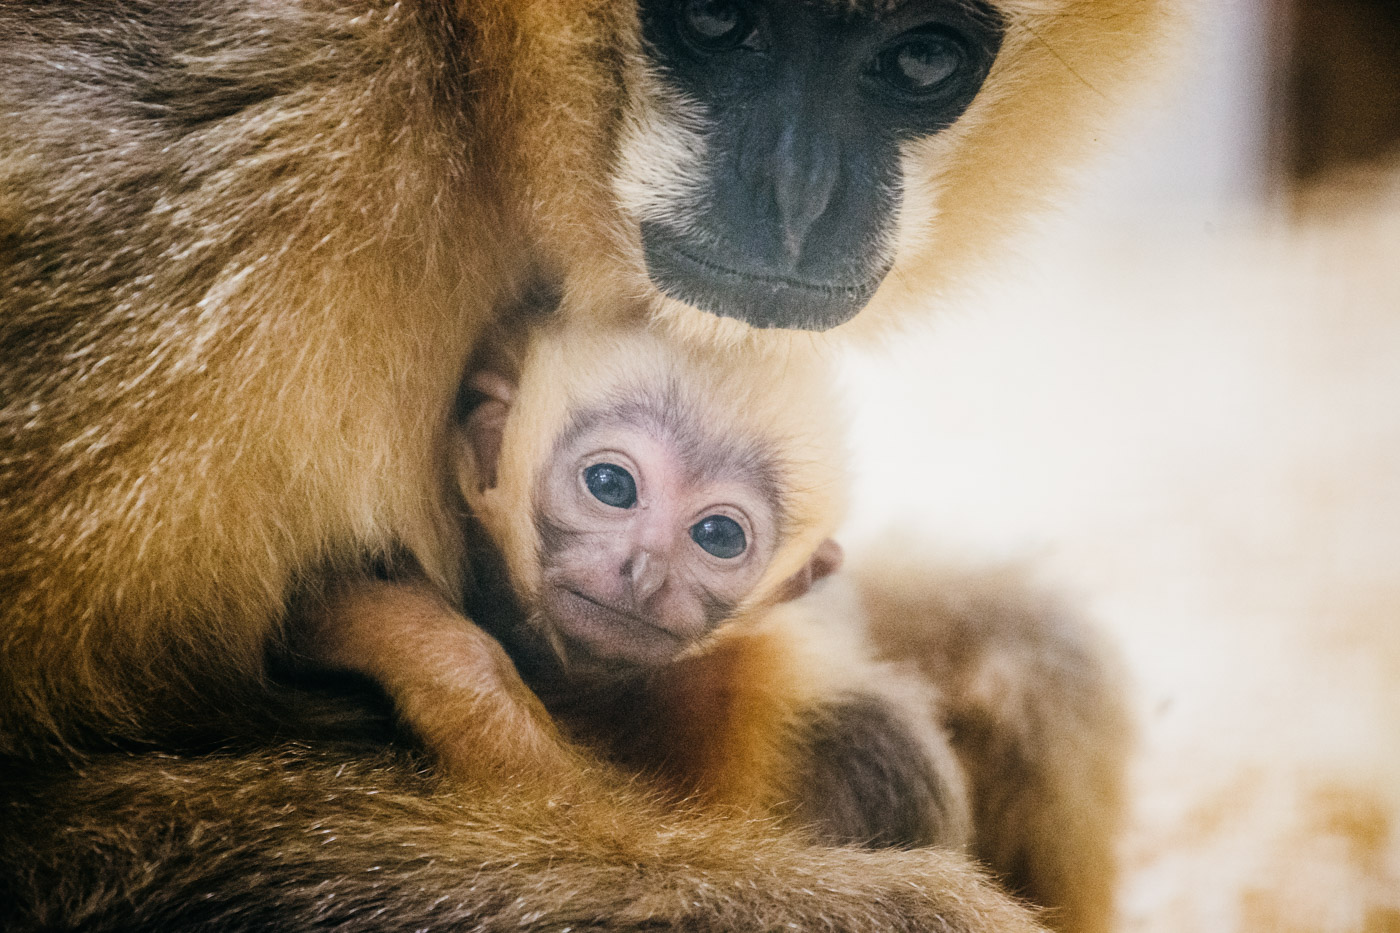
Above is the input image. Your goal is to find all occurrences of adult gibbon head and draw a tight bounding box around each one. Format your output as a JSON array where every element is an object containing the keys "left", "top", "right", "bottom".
[{"left": 518, "top": 0, "right": 1171, "bottom": 334}]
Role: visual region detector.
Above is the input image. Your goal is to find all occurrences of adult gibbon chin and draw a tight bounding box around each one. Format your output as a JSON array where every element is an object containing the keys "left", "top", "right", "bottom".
[{"left": 0, "top": 0, "right": 1169, "bottom": 929}]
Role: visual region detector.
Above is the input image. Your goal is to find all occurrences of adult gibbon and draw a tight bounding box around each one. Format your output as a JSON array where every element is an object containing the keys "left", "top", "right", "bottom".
[{"left": 0, "top": 0, "right": 1167, "bottom": 929}]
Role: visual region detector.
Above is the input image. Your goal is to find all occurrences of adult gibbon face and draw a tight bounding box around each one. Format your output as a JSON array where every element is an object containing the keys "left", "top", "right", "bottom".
[{"left": 617, "top": 0, "right": 1004, "bottom": 330}]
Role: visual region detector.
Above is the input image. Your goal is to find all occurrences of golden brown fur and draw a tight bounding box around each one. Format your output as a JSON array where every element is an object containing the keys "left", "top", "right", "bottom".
[
  {"left": 2, "top": 740, "right": 1050, "bottom": 933},
  {"left": 0, "top": 0, "right": 1168, "bottom": 928}
]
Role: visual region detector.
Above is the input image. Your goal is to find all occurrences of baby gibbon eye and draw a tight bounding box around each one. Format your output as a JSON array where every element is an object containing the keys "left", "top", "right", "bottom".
[
  {"left": 678, "top": 0, "right": 758, "bottom": 52},
  {"left": 871, "top": 30, "right": 965, "bottom": 99},
  {"left": 583, "top": 463, "right": 638, "bottom": 508},
  {"left": 690, "top": 514, "right": 747, "bottom": 559}
]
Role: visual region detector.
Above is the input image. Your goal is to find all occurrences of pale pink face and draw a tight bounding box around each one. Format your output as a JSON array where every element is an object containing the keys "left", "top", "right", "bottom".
[{"left": 533, "top": 395, "right": 782, "bottom": 668}]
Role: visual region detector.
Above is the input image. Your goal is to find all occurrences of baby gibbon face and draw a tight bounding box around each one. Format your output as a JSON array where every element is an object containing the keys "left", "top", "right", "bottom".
[
  {"left": 458, "top": 322, "right": 847, "bottom": 674},
  {"left": 534, "top": 399, "right": 780, "bottom": 667}
]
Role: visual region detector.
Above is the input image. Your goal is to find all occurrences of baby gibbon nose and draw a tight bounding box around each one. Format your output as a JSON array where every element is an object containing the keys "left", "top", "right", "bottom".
[{"left": 624, "top": 548, "right": 669, "bottom": 603}]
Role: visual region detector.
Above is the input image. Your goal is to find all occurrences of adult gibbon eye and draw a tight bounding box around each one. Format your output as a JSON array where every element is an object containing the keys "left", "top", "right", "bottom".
[
  {"left": 872, "top": 31, "right": 965, "bottom": 98},
  {"left": 690, "top": 515, "right": 747, "bottom": 559},
  {"left": 678, "top": 0, "right": 757, "bottom": 52},
  {"left": 584, "top": 463, "right": 638, "bottom": 508}
]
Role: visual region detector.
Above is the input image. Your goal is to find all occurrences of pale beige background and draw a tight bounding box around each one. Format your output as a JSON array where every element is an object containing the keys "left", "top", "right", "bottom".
[{"left": 841, "top": 3, "right": 1400, "bottom": 928}]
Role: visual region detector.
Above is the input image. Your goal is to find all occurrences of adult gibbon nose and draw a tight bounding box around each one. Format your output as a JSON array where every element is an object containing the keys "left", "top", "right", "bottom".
[
  {"left": 624, "top": 549, "right": 668, "bottom": 603},
  {"left": 770, "top": 121, "right": 839, "bottom": 263}
]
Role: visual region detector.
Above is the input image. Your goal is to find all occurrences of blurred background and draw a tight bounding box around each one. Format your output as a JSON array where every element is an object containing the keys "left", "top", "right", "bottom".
[{"left": 840, "top": 1, "right": 1400, "bottom": 930}]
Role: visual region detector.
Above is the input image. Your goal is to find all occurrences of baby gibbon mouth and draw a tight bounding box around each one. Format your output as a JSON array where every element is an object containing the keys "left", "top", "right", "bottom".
[
  {"left": 545, "top": 586, "right": 689, "bottom": 668},
  {"left": 562, "top": 588, "right": 653, "bottom": 627}
]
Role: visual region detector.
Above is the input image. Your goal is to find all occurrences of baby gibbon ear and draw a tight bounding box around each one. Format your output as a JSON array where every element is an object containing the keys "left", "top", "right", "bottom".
[
  {"left": 461, "top": 371, "right": 515, "bottom": 493},
  {"left": 774, "top": 538, "right": 845, "bottom": 604}
]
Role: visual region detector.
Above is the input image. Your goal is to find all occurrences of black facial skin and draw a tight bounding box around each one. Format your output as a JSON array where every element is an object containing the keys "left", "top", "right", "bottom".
[{"left": 637, "top": 0, "right": 1005, "bottom": 330}]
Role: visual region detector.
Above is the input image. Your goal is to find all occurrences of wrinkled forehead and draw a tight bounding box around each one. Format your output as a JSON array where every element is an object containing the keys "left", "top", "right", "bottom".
[{"left": 549, "top": 377, "right": 787, "bottom": 518}]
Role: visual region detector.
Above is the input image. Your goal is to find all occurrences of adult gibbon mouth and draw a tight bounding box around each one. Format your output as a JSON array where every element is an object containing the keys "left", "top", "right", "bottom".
[{"left": 640, "top": 224, "right": 888, "bottom": 331}]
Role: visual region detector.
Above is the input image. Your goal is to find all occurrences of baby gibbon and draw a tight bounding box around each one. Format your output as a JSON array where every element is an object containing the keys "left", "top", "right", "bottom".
[{"left": 299, "top": 316, "right": 1129, "bottom": 933}]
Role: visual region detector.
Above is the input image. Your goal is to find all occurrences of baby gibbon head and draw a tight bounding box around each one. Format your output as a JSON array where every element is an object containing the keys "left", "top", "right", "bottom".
[{"left": 454, "top": 321, "right": 847, "bottom": 671}]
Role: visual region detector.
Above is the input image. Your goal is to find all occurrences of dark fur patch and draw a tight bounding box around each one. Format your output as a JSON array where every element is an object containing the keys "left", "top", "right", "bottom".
[{"left": 790, "top": 694, "right": 965, "bottom": 849}]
